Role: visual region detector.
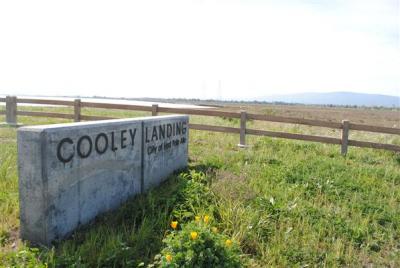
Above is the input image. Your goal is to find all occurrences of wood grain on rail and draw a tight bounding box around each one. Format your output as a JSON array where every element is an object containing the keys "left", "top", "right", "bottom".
[
  {"left": 246, "top": 128, "right": 342, "bottom": 144},
  {"left": 80, "top": 101, "right": 153, "bottom": 112},
  {"left": 348, "top": 140, "right": 400, "bottom": 151},
  {"left": 189, "top": 123, "right": 241, "bottom": 133},
  {"left": 349, "top": 123, "right": 400, "bottom": 135},
  {"left": 17, "top": 98, "right": 75, "bottom": 106},
  {"left": 80, "top": 115, "right": 117, "bottom": 121},
  {"left": 17, "top": 111, "right": 75, "bottom": 119},
  {"left": 159, "top": 107, "right": 241, "bottom": 118},
  {"left": 247, "top": 113, "right": 342, "bottom": 129}
]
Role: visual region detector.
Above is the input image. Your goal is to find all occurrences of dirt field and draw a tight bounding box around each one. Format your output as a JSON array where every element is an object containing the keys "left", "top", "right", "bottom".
[{"left": 218, "top": 103, "right": 399, "bottom": 128}]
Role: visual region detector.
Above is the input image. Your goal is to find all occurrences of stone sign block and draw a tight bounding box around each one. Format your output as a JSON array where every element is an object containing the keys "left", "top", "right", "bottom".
[
  {"left": 143, "top": 117, "right": 188, "bottom": 191},
  {"left": 17, "top": 115, "right": 188, "bottom": 245}
]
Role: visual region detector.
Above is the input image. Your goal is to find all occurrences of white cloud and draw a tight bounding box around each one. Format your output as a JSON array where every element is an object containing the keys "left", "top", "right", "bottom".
[{"left": 0, "top": 0, "right": 398, "bottom": 99}]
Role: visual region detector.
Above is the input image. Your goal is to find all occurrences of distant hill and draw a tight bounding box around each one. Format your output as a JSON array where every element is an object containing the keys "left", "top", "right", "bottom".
[{"left": 258, "top": 92, "right": 400, "bottom": 107}]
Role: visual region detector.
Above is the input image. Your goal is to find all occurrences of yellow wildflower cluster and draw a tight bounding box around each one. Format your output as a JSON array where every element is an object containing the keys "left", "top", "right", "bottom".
[
  {"left": 170, "top": 221, "right": 178, "bottom": 230},
  {"left": 165, "top": 254, "right": 172, "bottom": 262},
  {"left": 194, "top": 214, "right": 211, "bottom": 224},
  {"left": 190, "top": 231, "right": 198, "bottom": 240},
  {"left": 169, "top": 215, "right": 234, "bottom": 253}
]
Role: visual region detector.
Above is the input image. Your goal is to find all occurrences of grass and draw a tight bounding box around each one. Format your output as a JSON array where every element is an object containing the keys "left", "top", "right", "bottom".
[{"left": 0, "top": 105, "right": 399, "bottom": 267}]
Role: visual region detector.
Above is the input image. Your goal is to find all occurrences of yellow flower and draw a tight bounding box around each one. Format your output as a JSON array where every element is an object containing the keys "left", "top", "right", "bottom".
[
  {"left": 211, "top": 227, "right": 218, "bottom": 233},
  {"left": 195, "top": 216, "right": 201, "bottom": 222},
  {"left": 225, "top": 239, "right": 233, "bottom": 247},
  {"left": 165, "top": 254, "right": 172, "bottom": 262},
  {"left": 203, "top": 215, "right": 210, "bottom": 224},
  {"left": 170, "top": 221, "right": 178, "bottom": 229},
  {"left": 190, "top": 231, "right": 198, "bottom": 240}
]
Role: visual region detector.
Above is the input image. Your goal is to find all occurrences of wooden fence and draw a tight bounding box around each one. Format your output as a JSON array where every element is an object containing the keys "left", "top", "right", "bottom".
[{"left": 1, "top": 96, "right": 399, "bottom": 155}]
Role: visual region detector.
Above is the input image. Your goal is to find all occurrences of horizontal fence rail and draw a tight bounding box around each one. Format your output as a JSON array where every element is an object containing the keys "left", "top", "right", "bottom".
[
  {"left": 81, "top": 101, "right": 153, "bottom": 112},
  {"left": 17, "top": 98, "right": 75, "bottom": 106},
  {"left": 1, "top": 96, "right": 399, "bottom": 154},
  {"left": 16, "top": 111, "right": 75, "bottom": 119},
  {"left": 80, "top": 115, "right": 117, "bottom": 121},
  {"left": 246, "top": 129, "right": 342, "bottom": 145},
  {"left": 347, "top": 140, "right": 400, "bottom": 151},
  {"left": 246, "top": 113, "right": 343, "bottom": 129},
  {"left": 158, "top": 107, "right": 241, "bottom": 118},
  {"left": 348, "top": 123, "right": 400, "bottom": 135},
  {"left": 189, "top": 123, "right": 241, "bottom": 134}
]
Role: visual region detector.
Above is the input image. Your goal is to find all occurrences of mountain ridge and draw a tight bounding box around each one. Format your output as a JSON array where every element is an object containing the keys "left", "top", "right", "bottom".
[{"left": 257, "top": 91, "right": 399, "bottom": 107}]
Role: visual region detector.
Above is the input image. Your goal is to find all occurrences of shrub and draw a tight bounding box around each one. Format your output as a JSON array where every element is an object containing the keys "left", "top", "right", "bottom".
[
  {"left": 1, "top": 247, "right": 48, "bottom": 268},
  {"left": 149, "top": 218, "right": 242, "bottom": 267}
]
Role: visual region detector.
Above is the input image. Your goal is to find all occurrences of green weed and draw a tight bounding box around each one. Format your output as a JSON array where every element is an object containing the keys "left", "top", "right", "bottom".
[{"left": 0, "top": 107, "right": 399, "bottom": 267}]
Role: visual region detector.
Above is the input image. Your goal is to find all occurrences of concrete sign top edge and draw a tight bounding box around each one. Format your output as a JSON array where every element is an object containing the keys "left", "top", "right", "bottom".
[{"left": 17, "top": 115, "right": 189, "bottom": 132}]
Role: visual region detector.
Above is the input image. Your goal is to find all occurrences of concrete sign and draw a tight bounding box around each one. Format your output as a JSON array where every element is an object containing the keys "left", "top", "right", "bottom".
[
  {"left": 17, "top": 115, "right": 188, "bottom": 245},
  {"left": 143, "top": 118, "right": 188, "bottom": 191}
]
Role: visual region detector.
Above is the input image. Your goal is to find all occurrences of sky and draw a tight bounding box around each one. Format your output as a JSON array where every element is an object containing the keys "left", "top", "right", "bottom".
[{"left": 0, "top": 0, "right": 398, "bottom": 99}]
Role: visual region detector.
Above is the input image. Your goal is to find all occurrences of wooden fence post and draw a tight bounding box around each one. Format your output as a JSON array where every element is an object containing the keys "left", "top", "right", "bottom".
[
  {"left": 341, "top": 120, "right": 350, "bottom": 155},
  {"left": 152, "top": 104, "right": 158, "bottom": 116},
  {"left": 74, "top": 99, "right": 81, "bottom": 122},
  {"left": 6, "top": 96, "right": 18, "bottom": 126},
  {"left": 238, "top": 110, "right": 247, "bottom": 147}
]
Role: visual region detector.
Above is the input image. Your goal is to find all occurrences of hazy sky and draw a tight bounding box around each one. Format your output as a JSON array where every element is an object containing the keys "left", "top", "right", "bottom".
[{"left": 0, "top": 0, "right": 398, "bottom": 99}]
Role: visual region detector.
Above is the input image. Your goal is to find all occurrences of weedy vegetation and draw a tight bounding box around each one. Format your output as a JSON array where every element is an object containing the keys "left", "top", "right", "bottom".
[{"left": 0, "top": 104, "right": 399, "bottom": 267}]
